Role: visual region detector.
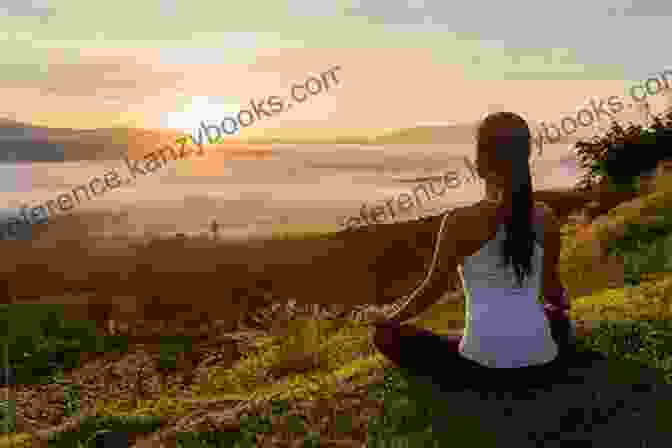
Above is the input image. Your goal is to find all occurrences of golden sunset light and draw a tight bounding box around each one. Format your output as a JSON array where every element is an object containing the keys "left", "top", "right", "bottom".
[
  {"left": 161, "top": 96, "right": 241, "bottom": 137},
  {"left": 3, "top": 2, "right": 672, "bottom": 441}
]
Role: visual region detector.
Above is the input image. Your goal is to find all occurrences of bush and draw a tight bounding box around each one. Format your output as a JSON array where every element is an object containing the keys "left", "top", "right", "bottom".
[
  {"left": 573, "top": 111, "right": 672, "bottom": 191},
  {"left": 578, "top": 319, "right": 672, "bottom": 384},
  {"left": 604, "top": 207, "right": 672, "bottom": 285},
  {"left": 571, "top": 274, "right": 672, "bottom": 323},
  {"left": 612, "top": 236, "right": 672, "bottom": 285},
  {"left": 0, "top": 304, "right": 129, "bottom": 385}
]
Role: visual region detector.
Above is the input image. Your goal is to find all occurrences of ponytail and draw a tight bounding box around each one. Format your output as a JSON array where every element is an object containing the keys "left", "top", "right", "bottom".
[
  {"left": 500, "top": 158, "right": 535, "bottom": 288},
  {"left": 476, "top": 112, "right": 535, "bottom": 289}
]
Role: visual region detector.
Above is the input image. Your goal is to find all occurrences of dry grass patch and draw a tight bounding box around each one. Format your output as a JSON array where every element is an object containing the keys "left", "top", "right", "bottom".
[
  {"left": 90, "top": 315, "right": 384, "bottom": 421},
  {"left": 571, "top": 273, "right": 672, "bottom": 324}
]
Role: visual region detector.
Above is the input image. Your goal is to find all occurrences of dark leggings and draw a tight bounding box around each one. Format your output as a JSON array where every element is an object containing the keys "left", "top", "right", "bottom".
[{"left": 373, "top": 320, "right": 587, "bottom": 391}]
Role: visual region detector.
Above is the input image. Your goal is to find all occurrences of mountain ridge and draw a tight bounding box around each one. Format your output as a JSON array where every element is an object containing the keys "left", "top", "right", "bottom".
[{"left": 0, "top": 117, "right": 587, "bottom": 162}]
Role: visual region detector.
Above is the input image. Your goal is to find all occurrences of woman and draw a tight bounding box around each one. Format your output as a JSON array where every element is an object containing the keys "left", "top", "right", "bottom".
[{"left": 370, "top": 112, "right": 586, "bottom": 390}]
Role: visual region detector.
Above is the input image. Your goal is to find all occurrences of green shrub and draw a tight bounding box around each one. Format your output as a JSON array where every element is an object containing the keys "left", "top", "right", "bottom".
[
  {"left": 604, "top": 208, "right": 672, "bottom": 285},
  {"left": 0, "top": 400, "right": 16, "bottom": 434},
  {"left": 571, "top": 273, "right": 672, "bottom": 323},
  {"left": 620, "top": 236, "right": 672, "bottom": 285},
  {"left": 573, "top": 112, "right": 672, "bottom": 191},
  {"left": 0, "top": 304, "right": 128, "bottom": 385},
  {"left": 579, "top": 320, "right": 672, "bottom": 384}
]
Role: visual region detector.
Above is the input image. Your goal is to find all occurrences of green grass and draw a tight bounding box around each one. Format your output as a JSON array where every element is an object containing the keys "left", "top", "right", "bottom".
[
  {"left": 46, "top": 415, "right": 163, "bottom": 448},
  {"left": 7, "top": 323, "right": 672, "bottom": 446},
  {"left": 7, "top": 191, "right": 672, "bottom": 445},
  {"left": 0, "top": 304, "right": 188, "bottom": 445},
  {"left": 606, "top": 207, "right": 672, "bottom": 251},
  {"left": 0, "top": 303, "right": 130, "bottom": 386},
  {"left": 579, "top": 320, "right": 672, "bottom": 383},
  {"left": 0, "top": 414, "right": 163, "bottom": 448},
  {"left": 351, "top": 322, "right": 672, "bottom": 446},
  {"left": 118, "top": 319, "right": 672, "bottom": 447},
  {"left": 618, "top": 235, "right": 672, "bottom": 285},
  {"left": 50, "top": 369, "right": 83, "bottom": 418},
  {"left": 603, "top": 207, "right": 672, "bottom": 285},
  {"left": 0, "top": 400, "right": 16, "bottom": 435},
  {"left": 0, "top": 304, "right": 198, "bottom": 387},
  {"left": 7, "top": 289, "right": 672, "bottom": 446}
]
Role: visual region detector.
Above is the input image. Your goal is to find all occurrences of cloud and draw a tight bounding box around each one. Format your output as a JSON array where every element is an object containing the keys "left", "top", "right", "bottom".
[
  {"left": 343, "top": 0, "right": 635, "bottom": 27},
  {"left": 0, "top": 0, "right": 55, "bottom": 18},
  {"left": 344, "top": 0, "right": 444, "bottom": 25},
  {"left": 621, "top": 3, "right": 672, "bottom": 16},
  {"left": 2, "top": 54, "right": 186, "bottom": 105}
]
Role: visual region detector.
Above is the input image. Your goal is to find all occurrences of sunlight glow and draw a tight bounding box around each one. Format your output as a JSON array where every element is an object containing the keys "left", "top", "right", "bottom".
[{"left": 161, "top": 96, "right": 240, "bottom": 136}]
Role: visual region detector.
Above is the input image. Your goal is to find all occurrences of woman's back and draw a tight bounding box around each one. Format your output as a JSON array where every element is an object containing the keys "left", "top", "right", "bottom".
[
  {"left": 373, "top": 111, "right": 578, "bottom": 390},
  {"left": 457, "top": 201, "right": 558, "bottom": 368}
]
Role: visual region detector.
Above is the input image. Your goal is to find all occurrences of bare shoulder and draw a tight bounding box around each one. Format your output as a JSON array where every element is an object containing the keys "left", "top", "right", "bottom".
[
  {"left": 446, "top": 200, "right": 500, "bottom": 222},
  {"left": 433, "top": 201, "right": 503, "bottom": 263},
  {"left": 441, "top": 200, "right": 501, "bottom": 242}
]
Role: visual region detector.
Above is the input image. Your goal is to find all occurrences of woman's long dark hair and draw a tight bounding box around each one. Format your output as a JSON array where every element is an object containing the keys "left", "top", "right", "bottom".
[{"left": 476, "top": 112, "right": 534, "bottom": 288}]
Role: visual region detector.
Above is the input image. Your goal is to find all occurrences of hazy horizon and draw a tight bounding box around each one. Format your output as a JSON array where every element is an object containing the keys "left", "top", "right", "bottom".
[
  {"left": 0, "top": 142, "right": 585, "bottom": 240},
  {"left": 2, "top": 0, "right": 671, "bottom": 239}
]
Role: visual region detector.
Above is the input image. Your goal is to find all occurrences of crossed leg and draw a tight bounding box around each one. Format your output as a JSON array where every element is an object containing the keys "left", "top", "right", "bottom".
[
  {"left": 372, "top": 320, "right": 572, "bottom": 390},
  {"left": 373, "top": 321, "right": 489, "bottom": 389}
]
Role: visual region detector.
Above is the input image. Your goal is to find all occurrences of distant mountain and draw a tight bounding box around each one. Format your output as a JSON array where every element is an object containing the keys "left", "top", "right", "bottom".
[
  {"left": 371, "top": 123, "right": 587, "bottom": 145},
  {"left": 371, "top": 124, "right": 477, "bottom": 144},
  {"left": 243, "top": 135, "right": 373, "bottom": 145},
  {"left": 238, "top": 124, "right": 479, "bottom": 145},
  {"left": 0, "top": 118, "right": 189, "bottom": 162},
  {"left": 241, "top": 127, "right": 376, "bottom": 145},
  {"left": 0, "top": 116, "right": 599, "bottom": 164}
]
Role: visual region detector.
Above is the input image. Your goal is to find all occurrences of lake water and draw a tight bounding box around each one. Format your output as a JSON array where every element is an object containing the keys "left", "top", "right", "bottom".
[{"left": 0, "top": 143, "right": 584, "bottom": 240}]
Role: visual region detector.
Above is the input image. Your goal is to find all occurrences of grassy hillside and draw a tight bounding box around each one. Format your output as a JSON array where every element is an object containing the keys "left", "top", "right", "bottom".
[
  {"left": 0, "top": 119, "right": 192, "bottom": 162},
  {"left": 6, "top": 110, "right": 672, "bottom": 445},
  {"left": 5, "top": 183, "right": 672, "bottom": 446},
  {"left": 7, "top": 186, "right": 672, "bottom": 446}
]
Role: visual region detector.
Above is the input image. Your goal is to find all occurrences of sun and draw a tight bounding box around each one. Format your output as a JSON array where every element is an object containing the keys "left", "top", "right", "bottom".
[{"left": 161, "top": 96, "right": 240, "bottom": 135}]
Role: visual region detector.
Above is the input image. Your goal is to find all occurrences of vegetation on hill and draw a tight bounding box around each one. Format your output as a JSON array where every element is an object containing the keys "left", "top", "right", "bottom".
[
  {"left": 573, "top": 111, "right": 672, "bottom": 192},
  {"left": 6, "top": 176, "right": 672, "bottom": 446},
  {"left": 4, "top": 112, "right": 672, "bottom": 446}
]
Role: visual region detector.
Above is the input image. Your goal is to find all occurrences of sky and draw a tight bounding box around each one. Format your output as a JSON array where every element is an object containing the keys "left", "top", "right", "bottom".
[{"left": 1, "top": 0, "right": 671, "bottom": 136}]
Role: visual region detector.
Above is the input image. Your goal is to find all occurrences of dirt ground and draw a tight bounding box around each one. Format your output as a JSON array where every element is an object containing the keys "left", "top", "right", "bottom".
[{"left": 2, "top": 186, "right": 641, "bottom": 445}]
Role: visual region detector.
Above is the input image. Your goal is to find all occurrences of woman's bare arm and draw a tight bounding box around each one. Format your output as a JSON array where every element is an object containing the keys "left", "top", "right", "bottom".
[
  {"left": 539, "top": 202, "right": 568, "bottom": 310},
  {"left": 538, "top": 201, "right": 574, "bottom": 348},
  {"left": 387, "top": 201, "right": 501, "bottom": 323}
]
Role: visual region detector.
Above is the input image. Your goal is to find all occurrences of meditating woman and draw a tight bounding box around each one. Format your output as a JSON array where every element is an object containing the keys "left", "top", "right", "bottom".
[{"left": 370, "top": 112, "right": 580, "bottom": 389}]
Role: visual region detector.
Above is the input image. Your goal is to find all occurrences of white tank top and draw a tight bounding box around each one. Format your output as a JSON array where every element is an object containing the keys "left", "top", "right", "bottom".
[{"left": 457, "top": 205, "right": 558, "bottom": 368}]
